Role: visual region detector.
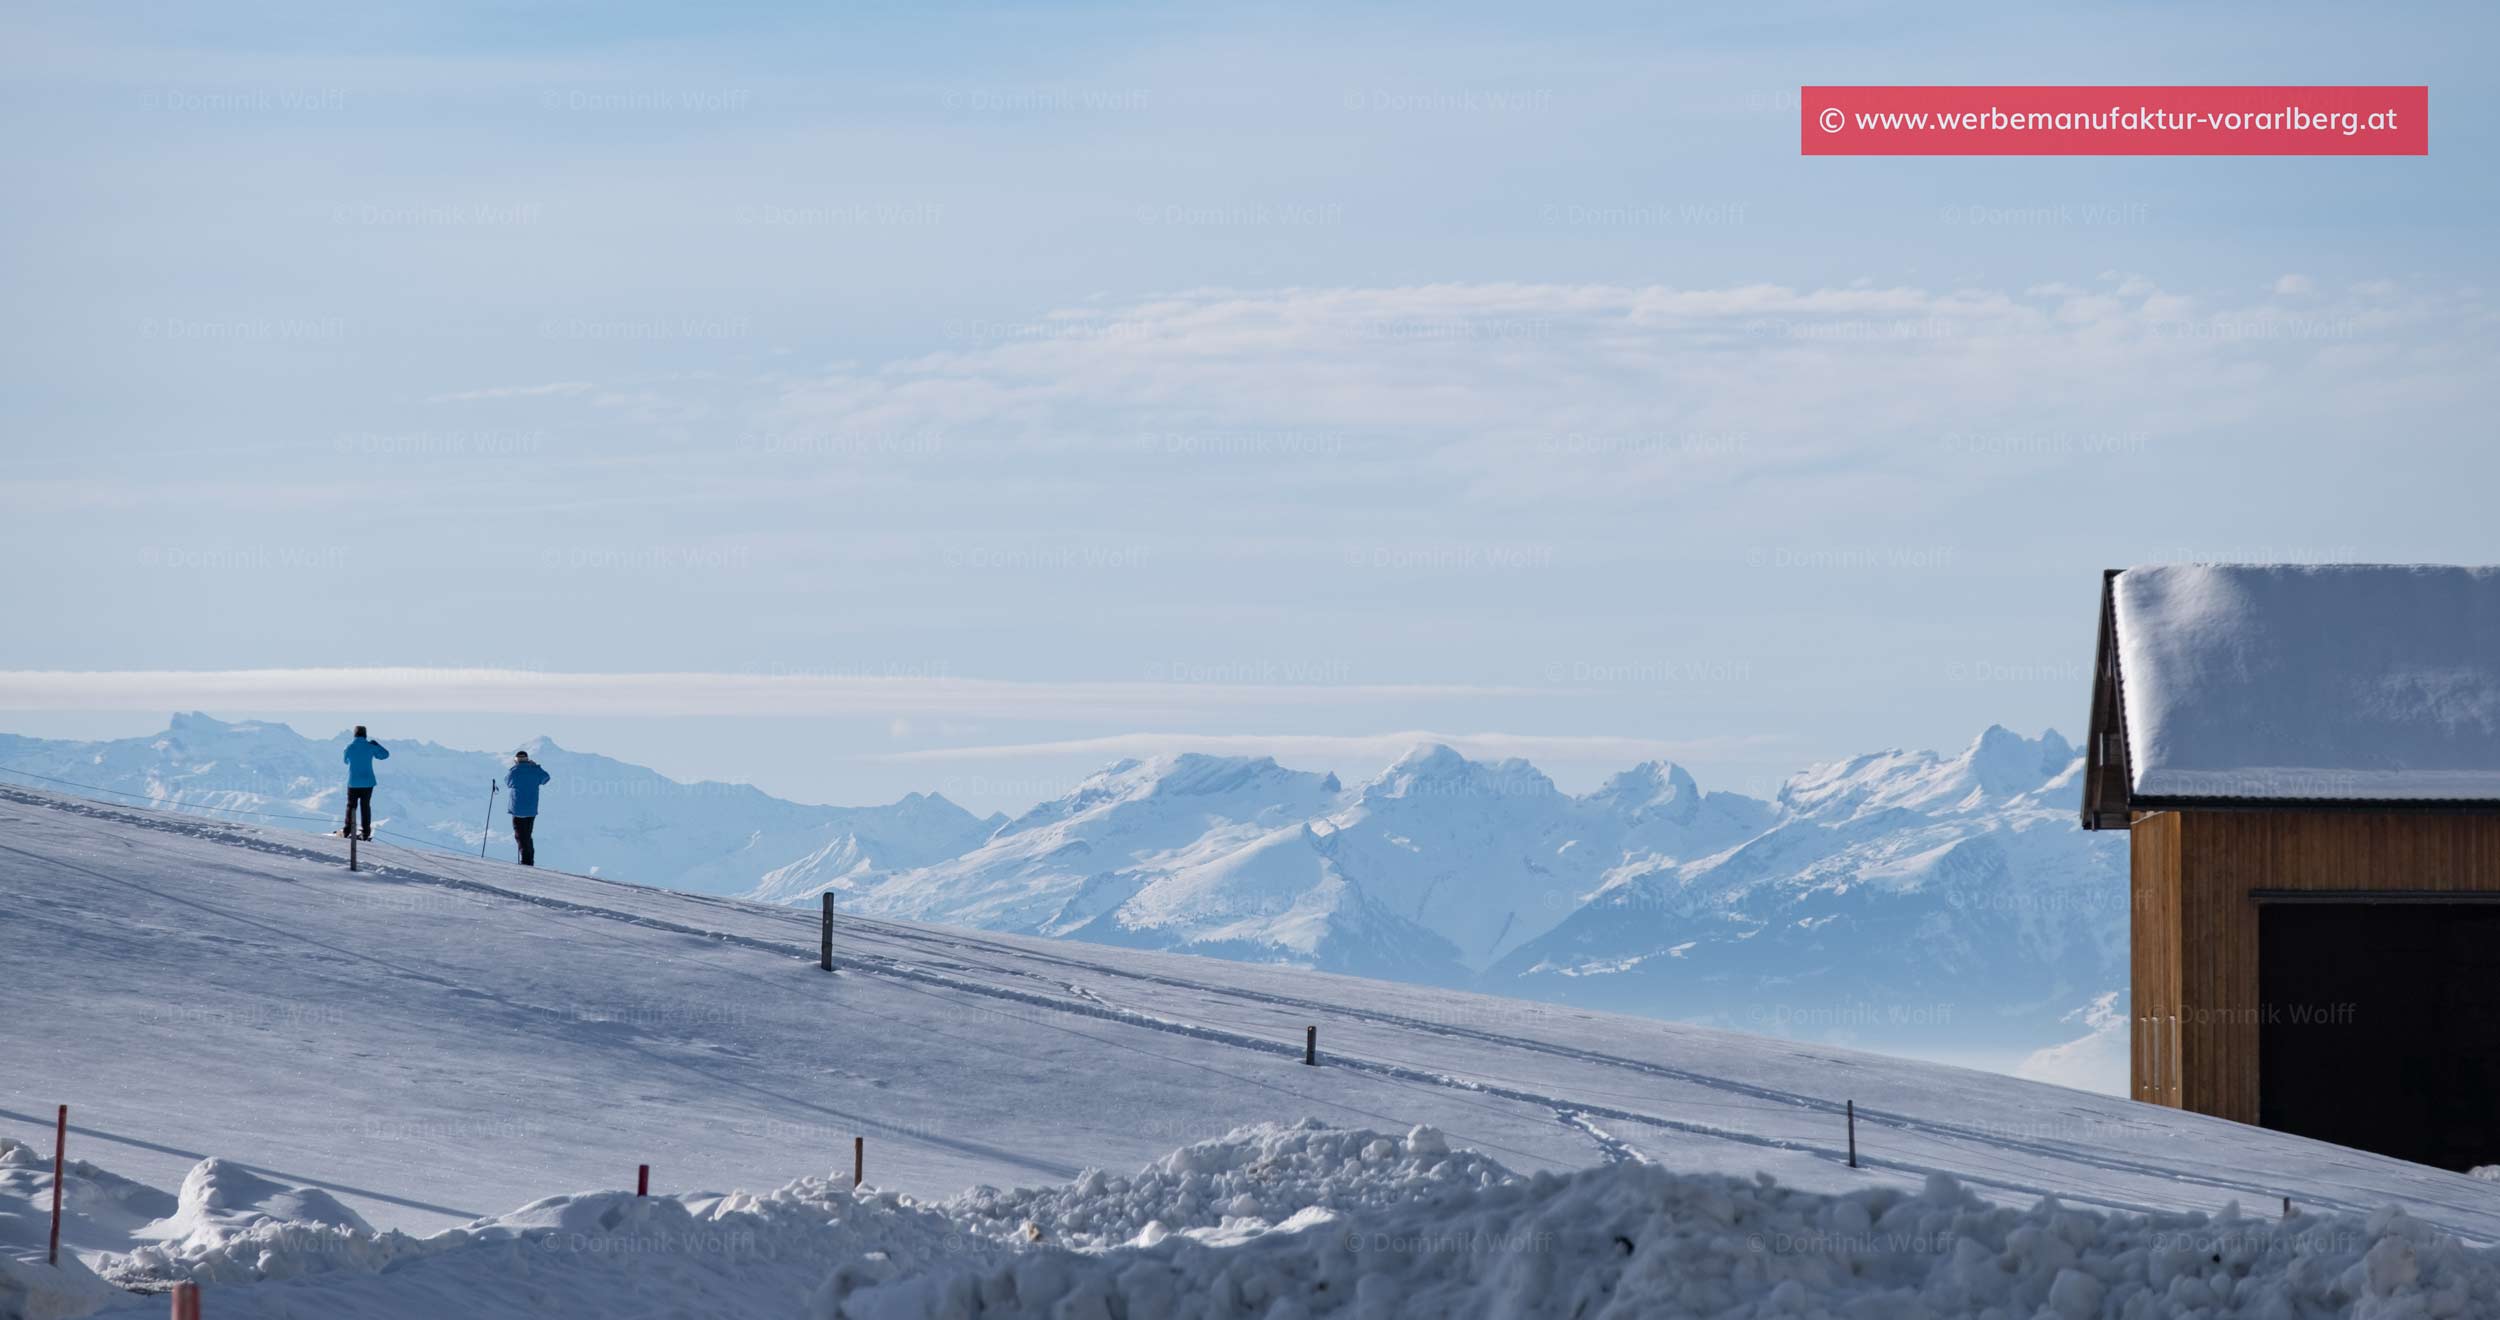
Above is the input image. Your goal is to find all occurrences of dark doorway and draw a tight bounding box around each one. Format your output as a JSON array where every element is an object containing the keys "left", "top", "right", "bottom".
[{"left": 2259, "top": 903, "right": 2500, "bottom": 1171}]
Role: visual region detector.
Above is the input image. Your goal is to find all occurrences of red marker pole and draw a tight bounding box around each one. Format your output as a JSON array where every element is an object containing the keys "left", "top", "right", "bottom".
[
  {"left": 636, "top": 1163, "right": 649, "bottom": 1197},
  {"left": 170, "top": 1281, "right": 201, "bottom": 1320},
  {"left": 48, "top": 1104, "right": 66, "bottom": 1265}
]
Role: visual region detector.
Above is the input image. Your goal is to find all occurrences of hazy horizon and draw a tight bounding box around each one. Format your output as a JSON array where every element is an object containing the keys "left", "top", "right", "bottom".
[{"left": 0, "top": 702, "right": 2078, "bottom": 816}]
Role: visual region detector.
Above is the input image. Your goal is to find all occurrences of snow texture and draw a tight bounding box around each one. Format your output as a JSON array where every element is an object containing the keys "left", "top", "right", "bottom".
[
  {"left": 13, "top": 1124, "right": 2500, "bottom": 1320},
  {"left": 2115, "top": 563, "right": 2500, "bottom": 800},
  {"left": 842, "top": 1133, "right": 2500, "bottom": 1320}
]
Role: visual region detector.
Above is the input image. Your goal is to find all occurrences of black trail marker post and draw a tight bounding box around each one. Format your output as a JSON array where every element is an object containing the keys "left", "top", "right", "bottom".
[
  {"left": 820, "top": 892, "right": 834, "bottom": 972},
  {"left": 348, "top": 831, "right": 358, "bottom": 873},
  {"left": 637, "top": 1163, "right": 649, "bottom": 1197},
  {"left": 1305, "top": 1025, "right": 1317, "bottom": 1066},
  {"left": 1846, "top": 1100, "right": 1857, "bottom": 1169},
  {"left": 47, "top": 1104, "right": 65, "bottom": 1265},
  {"left": 853, "top": 1136, "right": 864, "bottom": 1189}
]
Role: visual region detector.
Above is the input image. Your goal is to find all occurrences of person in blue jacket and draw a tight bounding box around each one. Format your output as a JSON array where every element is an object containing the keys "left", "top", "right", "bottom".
[
  {"left": 341, "top": 725, "right": 388, "bottom": 840},
  {"left": 505, "top": 749, "right": 552, "bottom": 866}
]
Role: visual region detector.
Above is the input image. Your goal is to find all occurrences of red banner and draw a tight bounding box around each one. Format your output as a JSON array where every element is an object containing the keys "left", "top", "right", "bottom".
[{"left": 1801, "top": 86, "right": 2427, "bottom": 156}]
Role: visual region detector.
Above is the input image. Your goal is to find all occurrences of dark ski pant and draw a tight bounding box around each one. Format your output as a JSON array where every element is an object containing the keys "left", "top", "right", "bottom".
[
  {"left": 513, "top": 815, "right": 536, "bottom": 866},
  {"left": 343, "top": 787, "right": 373, "bottom": 838}
]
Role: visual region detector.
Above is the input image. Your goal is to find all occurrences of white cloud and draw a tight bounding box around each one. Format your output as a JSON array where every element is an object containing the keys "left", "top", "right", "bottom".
[
  {"left": 2273, "top": 274, "right": 2316, "bottom": 296},
  {"left": 757, "top": 277, "right": 2471, "bottom": 512},
  {"left": 426, "top": 382, "right": 595, "bottom": 403},
  {"left": 871, "top": 730, "right": 1788, "bottom": 766},
  {"left": 0, "top": 669, "right": 1536, "bottom": 721}
]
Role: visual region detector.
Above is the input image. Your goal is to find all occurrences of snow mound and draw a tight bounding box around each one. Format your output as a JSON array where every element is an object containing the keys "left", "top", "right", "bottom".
[
  {"left": 0, "top": 1138, "right": 154, "bottom": 1320},
  {"left": 11, "top": 1124, "right": 2500, "bottom": 1320},
  {"left": 111, "top": 1158, "right": 410, "bottom": 1288},
  {"left": 940, "top": 1120, "right": 1508, "bottom": 1251},
  {"left": 72, "top": 1170, "right": 1011, "bottom": 1320},
  {"left": 838, "top": 1155, "right": 2500, "bottom": 1320}
]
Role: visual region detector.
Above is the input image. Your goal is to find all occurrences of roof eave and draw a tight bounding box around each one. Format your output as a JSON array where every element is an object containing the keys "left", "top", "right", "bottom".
[{"left": 2126, "top": 795, "right": 2500, "bottom": 815}]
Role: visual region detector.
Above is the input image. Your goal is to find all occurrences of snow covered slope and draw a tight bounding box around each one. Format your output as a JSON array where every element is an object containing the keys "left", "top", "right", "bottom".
[
  {"left": 0, "top": 714, "right": 999, "bottom": 897},
  {"left": 4, "top": 784, "right": 2494, "bottom": 1231},
  {"left": 7, "top": 784, "right": 2500, "bottom": 1316}
]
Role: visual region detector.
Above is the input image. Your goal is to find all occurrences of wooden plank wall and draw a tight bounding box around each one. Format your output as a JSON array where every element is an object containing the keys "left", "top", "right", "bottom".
[
  {"left": 2128, "top": 812, "right": 2180, "bottom": 1105},
  {"left": 2155, "top": 811, "right": 2500, "bottom": 1123}
]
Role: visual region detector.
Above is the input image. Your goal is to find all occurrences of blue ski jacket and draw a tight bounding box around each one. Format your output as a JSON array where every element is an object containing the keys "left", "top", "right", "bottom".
[
  {"left": 343, "top": 737, "right": 389, "bottom": 789},
  {"left": 506, "top": 759, "right": 551, "bottom": 817}
]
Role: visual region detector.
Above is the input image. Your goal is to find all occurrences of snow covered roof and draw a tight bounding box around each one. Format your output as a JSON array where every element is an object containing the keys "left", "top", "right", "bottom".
[{"left": 2082, "top": 564, "right": 2500, "bottom": 827}]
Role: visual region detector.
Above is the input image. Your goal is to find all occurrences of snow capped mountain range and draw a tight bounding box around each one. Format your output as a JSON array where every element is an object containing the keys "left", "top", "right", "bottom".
[{"left": 0, "top": 714, "right": 2125, "bottom": 1072}]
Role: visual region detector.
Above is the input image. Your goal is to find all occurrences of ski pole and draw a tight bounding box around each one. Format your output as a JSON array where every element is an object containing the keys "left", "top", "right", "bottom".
[{"left": 479, "top": 781, "right": 499, "bottom": 858}]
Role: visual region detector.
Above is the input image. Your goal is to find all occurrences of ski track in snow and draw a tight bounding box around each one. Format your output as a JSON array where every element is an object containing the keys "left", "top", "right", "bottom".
[
  {"left": 1558, "top": 1111, "right": 1649, "bottom": 1167},
  {"left": 6, "top": 784, "right": 2473, "bottom": 1232}
]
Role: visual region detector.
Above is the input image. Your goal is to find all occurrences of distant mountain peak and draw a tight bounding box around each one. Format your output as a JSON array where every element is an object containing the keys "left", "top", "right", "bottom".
[
  {"left": 1388, "top": 742, "right": 1469, "bottom": 772},
  {"left": 1593, "top": 760, "right": 1701, "bottom": 807},
  {"left": 1363, "top": 744, "right": 1557, "bottom": 802},
  {"left": 1958, "top": 725, "right": 2078, "bottom": 795}
]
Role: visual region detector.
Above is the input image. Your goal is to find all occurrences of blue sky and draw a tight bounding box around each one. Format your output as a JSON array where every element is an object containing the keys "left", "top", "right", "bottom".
[{"left": 2, "top": 1, "right": 2490, "bottom": 812}]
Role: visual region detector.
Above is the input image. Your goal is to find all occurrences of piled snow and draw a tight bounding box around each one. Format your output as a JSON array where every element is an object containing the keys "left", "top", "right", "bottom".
[
  {"left": 2114, "top": 563, "right": 2500, "bottom": 800},
  {"left": 839, "top": 1136, "right": 2500, "bottom": 1320},
  {"left": 0, "top": 1139, "right": 152, "bottom": 1320},
  {"left": 940, "top": 1121, "right": 1508, "bottom": 1251},
  {"left": 99, "top": 1179, "right": 1015, "bottom": 1320},
  {"left": 14, "top": 1118, "right": 2500, "bottom": 1319},
  {"left": 8, "top": 1142, "right": 1011, "bottom": 1320},
  {"left": 111, "top": 1160, "right": 387, "bottom": 1287}
]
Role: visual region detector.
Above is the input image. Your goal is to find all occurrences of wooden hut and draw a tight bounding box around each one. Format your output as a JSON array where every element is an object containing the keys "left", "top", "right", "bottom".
[{"left": 2083, "top": 563, "right": 2500, "bottom": 1170}]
